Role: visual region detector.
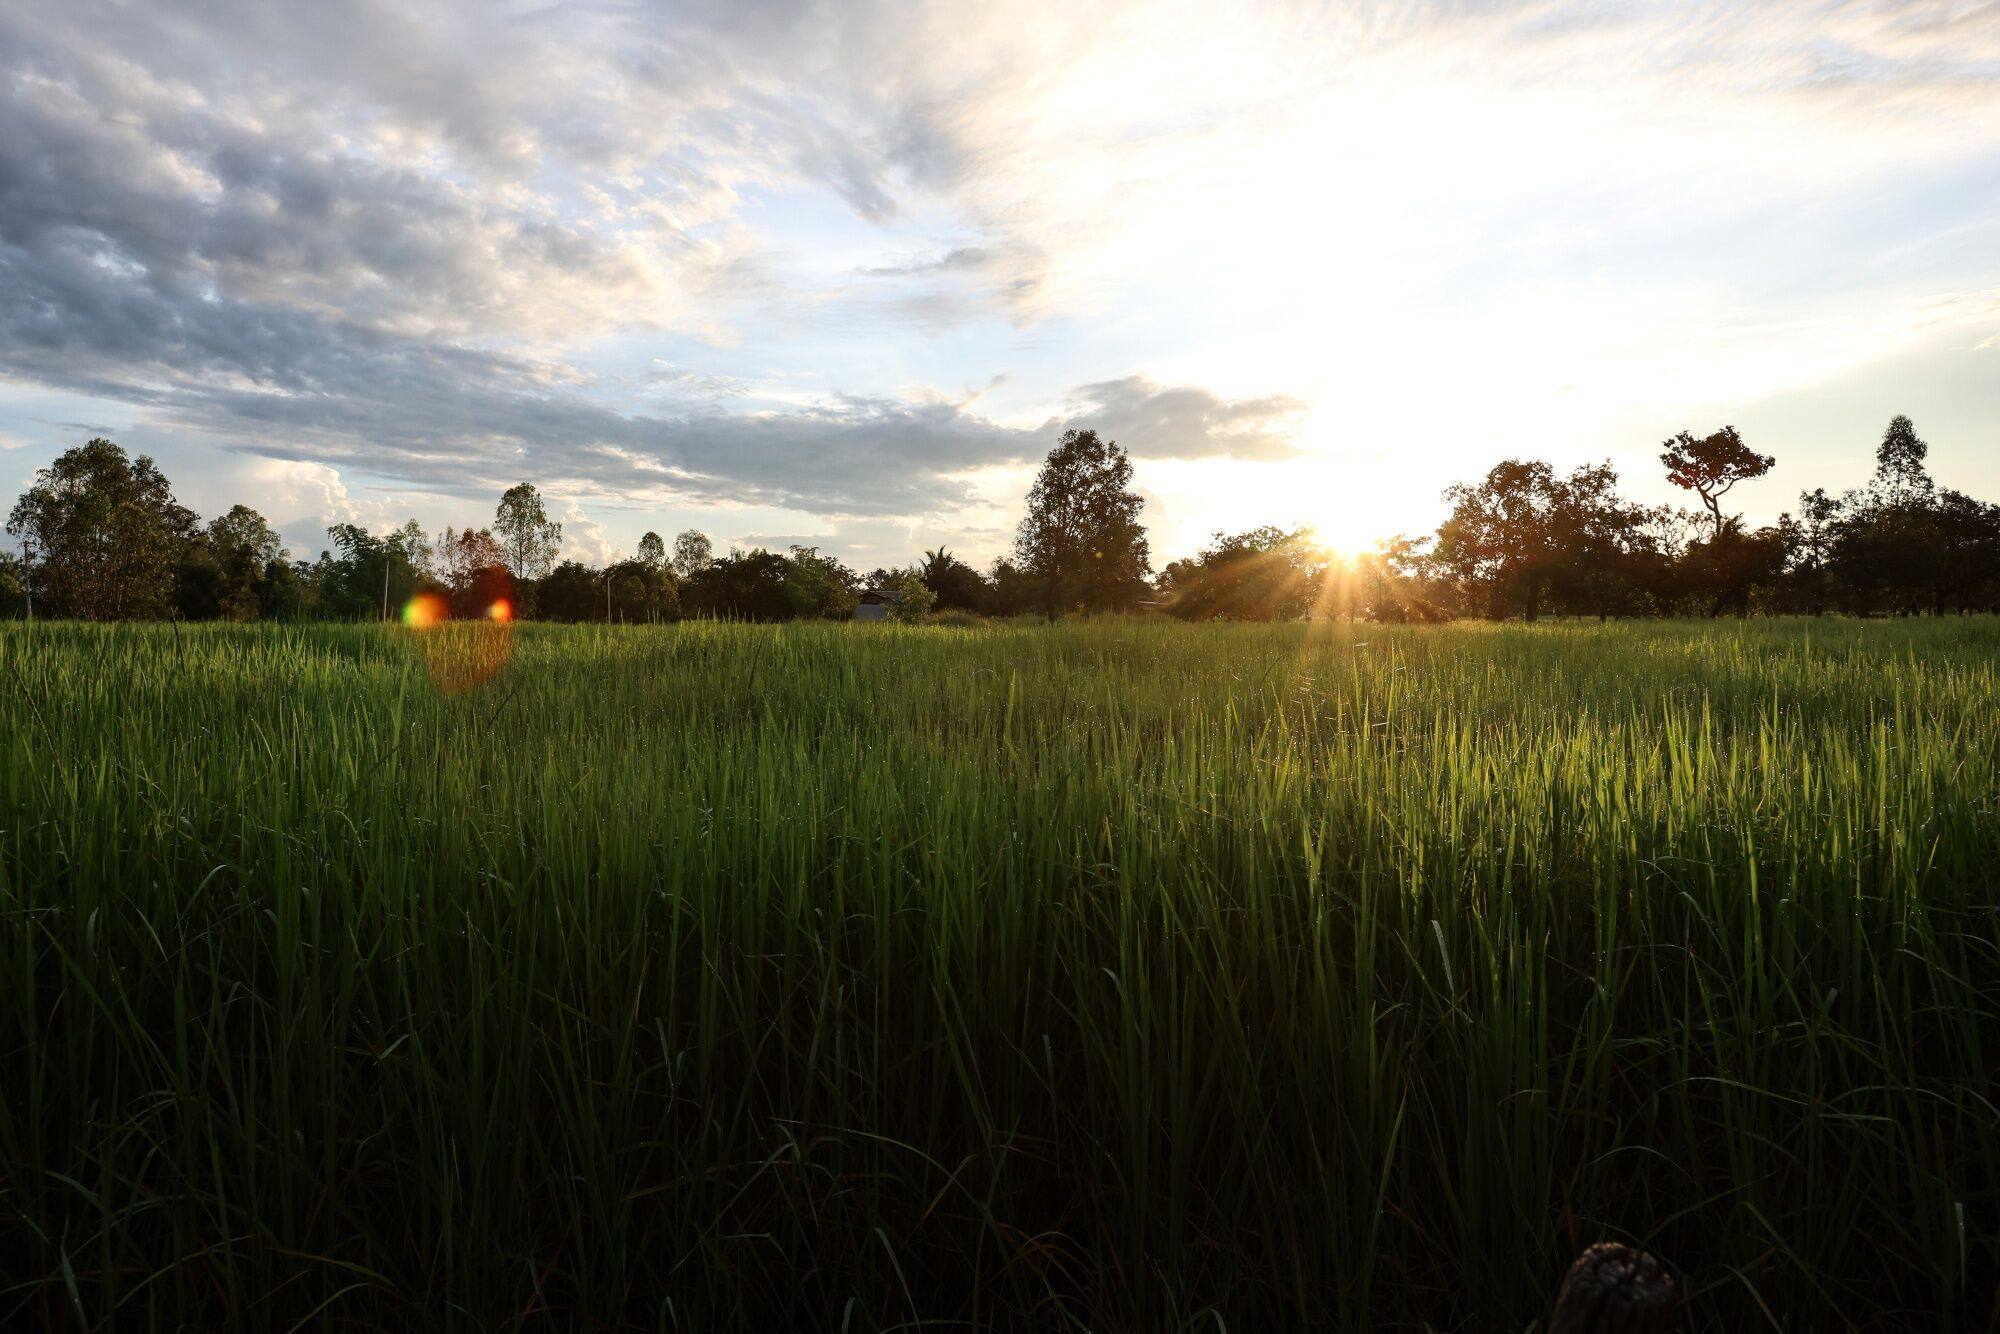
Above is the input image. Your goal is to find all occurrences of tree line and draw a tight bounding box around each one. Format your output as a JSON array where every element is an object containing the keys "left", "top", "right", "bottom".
[
  {"left": 4, "top": 417, "right": 1996, "bottom": 624},
  {"left": 1159, "top": 415, "right": 2000, "bottom": 621}
]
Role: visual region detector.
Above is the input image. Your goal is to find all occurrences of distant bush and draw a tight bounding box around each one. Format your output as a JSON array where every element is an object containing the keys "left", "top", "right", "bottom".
[{"left": 925, "top": 608, "right": 989, "bottom": 628}]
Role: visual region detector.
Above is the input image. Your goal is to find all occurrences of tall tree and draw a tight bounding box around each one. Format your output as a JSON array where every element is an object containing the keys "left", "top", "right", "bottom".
[
  {"left": 494, "top": 483, "right": 562, "bottom": 582},
  {"left": 637, "top": 531, "right": 666, "bottom": 569},
  {"left": 207, "top": 504, "right": 286, "bottom": 620},
  {"left": 5, "top": 439, "right": 196, "bottom": 619},
  {"left": 1660, "top": 426, "right": 1774, "bottom": 539},
  {"left": 1014, "top": 428, "right": 1150, "bottom": 618},
  {"left": 671, "top": 530, "right": 713, "bottom": 579},
  {"left": 1871, "top": 414, "right": 1933, "bottom": 504},
  {"left": 1780, "top": 488, "right": 1843, "bottom": 615}
]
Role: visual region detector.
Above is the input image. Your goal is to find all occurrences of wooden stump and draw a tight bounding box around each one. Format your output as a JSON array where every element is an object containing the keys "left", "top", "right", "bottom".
[{"left": 1549, "top": 1243, "right": 1679, "bottom": 1334}]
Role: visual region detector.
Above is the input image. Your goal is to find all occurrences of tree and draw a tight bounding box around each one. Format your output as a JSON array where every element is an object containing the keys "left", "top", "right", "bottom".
[
  {"left": 638, "top": 531, "right": 666, "bottom": 569},
  {"left": 604, "top": 558, "right": 680, "bottom": 623},
  {"left": 207, "top": 505, "right": 286, "bottom": 620},
  {"left": 1161, "top": 527, "right": 1323, "bottom": 621},
  {"left": 919, "top": 547, "right": 993, "bottom": 612},
  {"left": 1014, "top": 428, "right": 1150, "bottom": 618},
  {"left": 683, "top": 549, "right": 794, "bottom": 621},
  {"left": 1780, "top": 488, "right": 1843, "bottom": 615},
  {"left": 672, "top": 530, "right": 714, "bottom": 580},
  {"left": 782, "top": 546, "right": 860, "bottom": 620},
  {"left": 435, "top": 527, "right": 510, "bottom": 616},
  {"left": 1873, "top": 415, "right": 1932, "bottom": 504},
  {"left": 1432, "top": 460, "right": 1654, "bottom": 620},
  {"left": 494, "top": 483, "right": 562, "bottom": 584},
  {"left": 984, "top": 559, "right": 1039, "bottom": 616},
  {"left": 1659, "top": 426, "right": 1773, "bottom": 539},
  {"left": 0, "top": 551, "right": 26, "bottom": 619},
  {"left": 882, "top": 567, "right": 936, "bottom": 622},
  {"left": 1680, "top": 519, "right": 1787, "bottom": 617},
  {"left": 6, "top": 439, "right": 198, "bottom": 620},
  {"left": 323, "top": 523, "right": 432, "bottom": 620},
  {"left": 536, "top": 560, "right": 602, "bottom": 621}
]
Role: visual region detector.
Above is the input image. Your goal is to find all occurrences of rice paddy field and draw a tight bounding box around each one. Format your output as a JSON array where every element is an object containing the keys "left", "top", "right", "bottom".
[{"left": 1, "top": 616, "right": 1996, "bottom": 1331}]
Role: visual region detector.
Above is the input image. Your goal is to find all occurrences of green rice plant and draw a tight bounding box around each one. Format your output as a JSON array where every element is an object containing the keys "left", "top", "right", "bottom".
[{"left": 0, "top": 616, "right": 1995, "bottom": 1330}]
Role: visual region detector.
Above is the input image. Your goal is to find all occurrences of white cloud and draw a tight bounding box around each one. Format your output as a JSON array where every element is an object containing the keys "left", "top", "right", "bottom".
[{"left": 3, "top": 0, "right": 1999, "bottom": 559}]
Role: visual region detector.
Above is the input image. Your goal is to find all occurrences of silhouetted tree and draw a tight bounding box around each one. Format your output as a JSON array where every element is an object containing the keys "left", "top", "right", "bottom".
[
  {"left": 638, "top": 531, "right": 666, "bottom": 569},
  {"left": 1015, "top": 428, "right": 1150, "bottom": 618},
  {"left": 1681, "top": 519, "right": 1787, "bottom": 616},
  {"left": 984, "top": 558, "right": 1039, "bottom": 616},
  {"left": 1779, "top": 488, "right": 1842, "bottom": 615},
  {"left": 604, "top": 557, "right": 679, "bottom": 623},
  {"left": 919, "top": 547, "right": 992, "bottom": 612},
  {"left": 1660, "top": 426, "right": 1773, "bottom": 539},
  {"left": 1873, "top": 414, "right": 1932, "bottom": 505},
  {"left": 536, "top": 560, "right": 602, "bottom": 621},
  {"left": 435, "top": 527, "right": 510, "bottom": 617},
  {"left": 683, "top": 550, "right": 795, "bottom": 621},
  {"left": 1161, "top": 527, "right": 1322, "bottom": 621},
  {"left": 782, "top": 545, "right": 860, "bottom": 619},
  {"left": 1433, "top": 460, "right": 1659, "bottom": 619}
]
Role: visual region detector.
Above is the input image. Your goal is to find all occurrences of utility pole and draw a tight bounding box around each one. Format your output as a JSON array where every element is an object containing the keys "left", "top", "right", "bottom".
[{"left": 381, "top": 553, "right": 391, "bottom": 621}]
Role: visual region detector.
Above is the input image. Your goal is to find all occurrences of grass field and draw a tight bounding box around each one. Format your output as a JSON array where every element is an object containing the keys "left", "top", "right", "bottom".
[{"left": 2, "top": 617, "right": 1996, "bottom": 1331}]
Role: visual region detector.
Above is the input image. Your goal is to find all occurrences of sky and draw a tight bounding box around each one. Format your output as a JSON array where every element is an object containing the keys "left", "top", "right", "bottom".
[{"left": 3, "top": 0, "right": 1999, "bottom": 571}]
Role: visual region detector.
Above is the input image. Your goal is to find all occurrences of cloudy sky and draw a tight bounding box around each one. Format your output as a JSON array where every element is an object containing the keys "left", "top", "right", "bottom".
[{"left": 3, "top": 0, "right": 1998, "bottom": 569}]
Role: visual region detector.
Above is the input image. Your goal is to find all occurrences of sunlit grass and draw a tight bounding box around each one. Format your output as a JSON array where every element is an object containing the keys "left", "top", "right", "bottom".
[{"left": 1, "top": 617, "right": 1995, "bottom": 1329}]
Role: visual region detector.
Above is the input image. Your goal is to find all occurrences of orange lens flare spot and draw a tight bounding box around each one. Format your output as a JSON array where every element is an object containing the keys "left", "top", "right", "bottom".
[
  {"left": 488, "top": 599, "right": 513, "bottom": 623},
  {"left": 401, "top": 593, "right": 449, "bottom": 628}
]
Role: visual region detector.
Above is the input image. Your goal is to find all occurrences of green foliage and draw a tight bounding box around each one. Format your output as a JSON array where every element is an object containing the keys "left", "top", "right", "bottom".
[
  {"left": 782, "top": 544, "right": 860, "bottom": 620},
  {"left": 1160, "top": 526, "right": 1323, "bottom": 620},
  {"left": 671, "top": 529, "right": 713, "bottom": 579},
  {"left": 323, "top": 521, "right": 432, "bottom": 619},
  {"left": 0, "top": 552, "right": 24, "bottom": 618},
  {"left": 1, "top": 617, "right": 1995, "bottom": 1329},
  {"left": 5, "top": 438, "right": 197, "bottom": 619},
  {"left": 492, "top": 482, "right": 562, "bottom": 584},
  {"left": 603, "top": 557, "right": 679, "bottom": 623},
  {"left": 880, "top": 565, "right": 934, "bottom": 621},
  {"left": 1015, "top": 427, "right": 1151, "bottom": 616}
]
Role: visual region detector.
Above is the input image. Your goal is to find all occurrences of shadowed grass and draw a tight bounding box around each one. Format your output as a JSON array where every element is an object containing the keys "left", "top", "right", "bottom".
[{"left": 1, "top": 616, "right": 1995, "bottom": 1330}]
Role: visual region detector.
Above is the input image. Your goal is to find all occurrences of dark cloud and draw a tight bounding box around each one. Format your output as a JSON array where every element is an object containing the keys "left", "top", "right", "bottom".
[{"left": 1056, "top": 377, "right": 1307, "bottom": 462}]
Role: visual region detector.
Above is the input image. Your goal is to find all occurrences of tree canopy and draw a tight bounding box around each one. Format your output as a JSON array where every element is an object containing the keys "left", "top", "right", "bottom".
[{"left": 1014, "top": 428, "right": 1151, "bottom": 617}]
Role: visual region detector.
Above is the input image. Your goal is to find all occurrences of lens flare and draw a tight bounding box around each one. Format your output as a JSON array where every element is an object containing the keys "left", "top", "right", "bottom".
[
  {"left": 402, "top": 592, "right": 448, "bottom": 627},
  {"left": 400, "top": 577, "right": 516, "bottom": 695}
]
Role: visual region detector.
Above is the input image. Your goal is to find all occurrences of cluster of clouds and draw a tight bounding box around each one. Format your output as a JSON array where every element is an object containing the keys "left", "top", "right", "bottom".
[{"left": 3, "top": 0, "right": 1998, "bottom": 560}]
